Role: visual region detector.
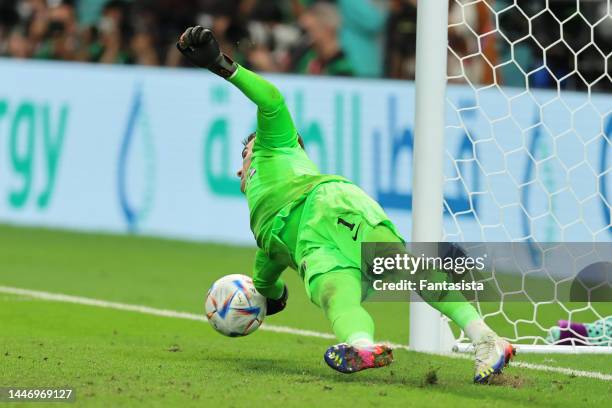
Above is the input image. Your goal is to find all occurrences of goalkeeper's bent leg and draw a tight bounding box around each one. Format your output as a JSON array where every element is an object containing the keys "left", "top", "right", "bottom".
[
  {"left": 364, "top": 224, "right": 488, "bottom": 340},
  {"left": 309, "top": 269, "right": 374, "bottom": 346},
  {"left": 364, "top": 224, "right": 514, "bottom": 382}
]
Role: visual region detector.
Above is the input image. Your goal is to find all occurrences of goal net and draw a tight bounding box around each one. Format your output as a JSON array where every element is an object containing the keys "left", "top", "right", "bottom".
[{"left": 442, "top": 0, "right": 611, "bottom": 352}]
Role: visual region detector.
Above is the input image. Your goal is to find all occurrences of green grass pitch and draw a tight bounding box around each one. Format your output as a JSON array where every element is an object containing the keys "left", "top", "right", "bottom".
[{"left": 0, "top": 224, "right": 610, "bottom": 407}]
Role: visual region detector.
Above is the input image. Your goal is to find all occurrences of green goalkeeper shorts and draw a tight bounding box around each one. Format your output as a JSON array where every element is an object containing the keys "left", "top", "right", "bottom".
[{"left": 292, "top": 182, "right": 404, "bottom": 300}]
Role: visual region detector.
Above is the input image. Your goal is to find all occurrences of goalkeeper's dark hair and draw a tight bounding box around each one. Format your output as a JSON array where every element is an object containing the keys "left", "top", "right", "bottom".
[{"left": 242, "top": 132, "right": 305, "bottom": 149}]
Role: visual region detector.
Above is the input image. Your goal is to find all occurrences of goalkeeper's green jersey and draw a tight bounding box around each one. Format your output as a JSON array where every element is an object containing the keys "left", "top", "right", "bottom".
[{"left": 229, "top": 65, "right": 349, "bottom": 260}]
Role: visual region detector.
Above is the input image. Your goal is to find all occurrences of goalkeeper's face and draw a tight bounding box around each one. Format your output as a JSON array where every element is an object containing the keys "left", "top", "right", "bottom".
[{"left": 237, "top": 137, "right": 255, "bottom": 194}]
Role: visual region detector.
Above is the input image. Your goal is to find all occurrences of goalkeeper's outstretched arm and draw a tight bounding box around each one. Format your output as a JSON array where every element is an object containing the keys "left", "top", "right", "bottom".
[{"left": 177, "top": 26, "right": 298, "bottom": 149}]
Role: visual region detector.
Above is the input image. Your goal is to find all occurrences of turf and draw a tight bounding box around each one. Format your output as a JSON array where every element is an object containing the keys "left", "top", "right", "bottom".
[{"left": 1, "top": 224, "right": 611, "bottom": 407}]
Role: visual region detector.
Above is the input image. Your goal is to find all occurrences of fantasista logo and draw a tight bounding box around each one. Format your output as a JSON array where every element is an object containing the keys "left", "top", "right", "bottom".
[{"left": 117, "top": 85, "right": 156, "bottom": 232}]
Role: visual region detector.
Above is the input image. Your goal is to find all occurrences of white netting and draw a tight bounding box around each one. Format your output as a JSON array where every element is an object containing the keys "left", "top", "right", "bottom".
[{"left": 444, "top": 0, "right": 611, "bottom": 348}]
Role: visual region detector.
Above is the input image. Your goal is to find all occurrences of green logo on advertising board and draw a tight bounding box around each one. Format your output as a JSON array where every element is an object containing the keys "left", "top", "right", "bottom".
[
  {"left": 203, "top": 85, "right": 242, "bottom": 196},
  {"left": 0, "top": 100, "right": 67, "bottom": 209},
  {"left": 204, "top": 118, "right": 242, "bottom": 196}
]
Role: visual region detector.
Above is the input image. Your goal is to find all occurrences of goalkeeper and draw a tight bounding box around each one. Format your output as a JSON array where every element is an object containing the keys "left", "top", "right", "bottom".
[{"left": 177, "top": 26, "right": 515, "bottom": 383}]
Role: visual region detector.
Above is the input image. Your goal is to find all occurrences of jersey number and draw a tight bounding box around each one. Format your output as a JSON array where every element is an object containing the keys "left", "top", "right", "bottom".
[
  {"left": 338, "top": 217, "right": 361, "bottom": 241},
  {"left": 337, "top": 217, "right": 355, "bottom": 231}
]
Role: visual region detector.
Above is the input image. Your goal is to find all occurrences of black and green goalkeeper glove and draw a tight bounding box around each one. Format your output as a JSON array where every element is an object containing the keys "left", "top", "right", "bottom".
[
  {"left": 176, "top": 26, "right": 237, "bottom": 79},
  {"left": 266, "top": 284, "right": 288, "bottom": 316}
]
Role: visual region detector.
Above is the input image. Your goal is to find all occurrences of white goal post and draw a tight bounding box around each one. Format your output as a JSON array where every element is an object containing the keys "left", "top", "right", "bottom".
[
  {"left": 410, "top": 0, "right": 456, "bottom": 353},
  {"left": 410, "top": 0, "right": 612, "bottom": 354}
]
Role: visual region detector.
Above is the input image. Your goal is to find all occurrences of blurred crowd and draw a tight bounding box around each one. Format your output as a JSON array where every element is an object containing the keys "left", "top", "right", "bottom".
[{"left": 0, "top": 0, "right": 609, "bottom": 90}]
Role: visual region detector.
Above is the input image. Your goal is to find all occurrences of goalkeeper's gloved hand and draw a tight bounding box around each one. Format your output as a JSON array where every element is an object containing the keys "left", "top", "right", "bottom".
[
  {"left": 266, "top": 284, "right": 288, "bottom": 316},
  {"left": 176, "top": 26, "right": 237, "bottom": 79}
]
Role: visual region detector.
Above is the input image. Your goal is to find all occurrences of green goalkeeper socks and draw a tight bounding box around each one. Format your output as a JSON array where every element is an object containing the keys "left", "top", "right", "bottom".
[
  {"left": 309, "top": 269, "right": 375, "bottom": 344},
  {"left": 307, "top": 224, "right": 486, "bottom": 344},
  {"left": 427, "top": 292, "right": 483, "bottom": 332},
  {"left": 308, "top": 268, "right": 484, "bottom": 344},
  {"left": 363, "top": 224, "right": 483, "bottom": 333}
]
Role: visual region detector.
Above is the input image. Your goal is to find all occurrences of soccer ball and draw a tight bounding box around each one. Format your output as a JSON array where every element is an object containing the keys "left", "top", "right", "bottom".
[{"left": 205, "top": 274, "right": 266, "bottom": 337}]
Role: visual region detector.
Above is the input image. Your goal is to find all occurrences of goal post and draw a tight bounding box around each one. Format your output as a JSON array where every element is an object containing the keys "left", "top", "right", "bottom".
[
  {"left": 410, "top": 0, "right": 455, "bottom": 353},
  {"left": 410, "top": 0, "right": 612, "bottom": 354}
]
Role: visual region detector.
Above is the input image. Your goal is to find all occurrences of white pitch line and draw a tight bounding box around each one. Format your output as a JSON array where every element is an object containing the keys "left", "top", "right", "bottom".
[
  {"left": 1, "top": 285, "right": 611, "bottom": 382},
  {"left": 510, "top": 361, "right": 612, "bottom": 381}
]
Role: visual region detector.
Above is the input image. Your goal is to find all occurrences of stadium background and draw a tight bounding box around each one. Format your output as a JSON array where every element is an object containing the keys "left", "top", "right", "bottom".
[
  {"left": 0, "top": 0, "right": 610, "bottom": 243},
  {"left": 1, "top": 1, "right": 611, "bottom": 407}
]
